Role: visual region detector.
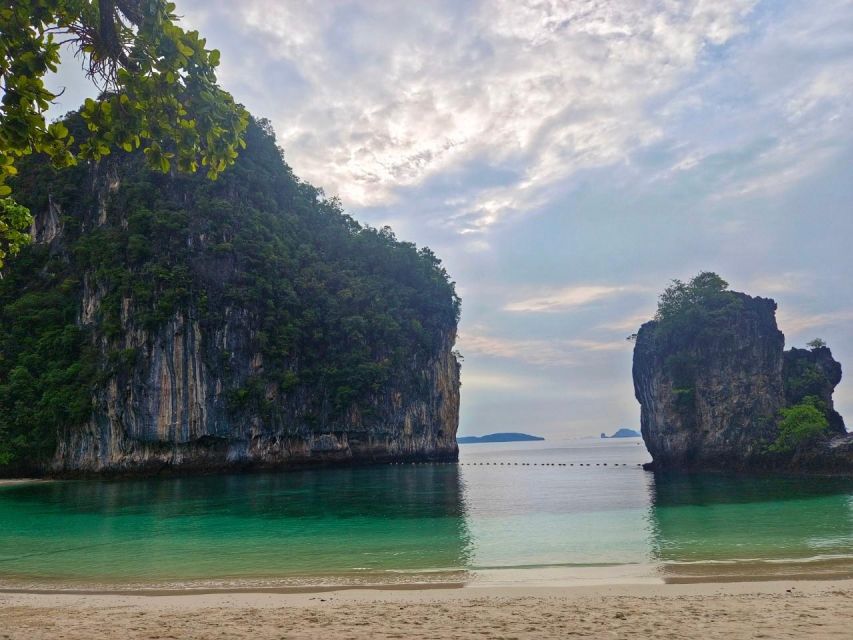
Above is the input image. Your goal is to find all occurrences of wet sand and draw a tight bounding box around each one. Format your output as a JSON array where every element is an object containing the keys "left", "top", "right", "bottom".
[{"left": 2, "top": 579, "right": 852, "bottom": 639}]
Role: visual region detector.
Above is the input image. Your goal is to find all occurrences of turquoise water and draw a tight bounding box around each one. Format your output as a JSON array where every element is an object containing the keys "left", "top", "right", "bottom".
[{"left": 1, "top": 438, "right": 852, "bottom": 589}]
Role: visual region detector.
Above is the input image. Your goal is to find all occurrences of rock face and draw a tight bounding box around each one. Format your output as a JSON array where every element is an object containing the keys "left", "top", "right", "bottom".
[
  {"left": 53, "top": 311, "right": 460, "bottom": 474},
  {"left": 784, "top": 347, "right": 845, "bottom": 434},
  {"left": 2, "top": 117, "right": 461, "bottom": 476},
  {"left": 633, "top": 292, "right": 851, "bottom": 473}
]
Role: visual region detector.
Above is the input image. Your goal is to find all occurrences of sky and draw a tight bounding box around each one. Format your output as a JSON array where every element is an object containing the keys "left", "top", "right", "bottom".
[{"left": 47, "top": 0, "right": 853, "bottom": 439}]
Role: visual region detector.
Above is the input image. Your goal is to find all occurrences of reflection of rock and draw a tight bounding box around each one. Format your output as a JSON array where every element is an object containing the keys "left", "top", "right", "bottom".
[
  {"left": 648, "top": 472, "right": 853, "bottom": 581},
  {"left": 0, "top": 466, "right": 473, "bottom": 585}
]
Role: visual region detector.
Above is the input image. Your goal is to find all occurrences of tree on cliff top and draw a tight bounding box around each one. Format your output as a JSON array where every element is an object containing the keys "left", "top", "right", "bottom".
[
  {"left": 0, "top": 0, "right": 248, "bottom": 268},
  {"left": 655, "top": 272, "right": 730, "bottom": 323}
]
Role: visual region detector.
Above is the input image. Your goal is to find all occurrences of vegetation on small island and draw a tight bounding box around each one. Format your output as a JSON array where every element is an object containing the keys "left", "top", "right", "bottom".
[
  {"left": 768, "top": 396, "right": 830, "bottom": 454},
  {"left": 784, "top": 351, "right": 832, "bottom": 403},
  {"left": 654, "top": 272, "right": 734, "bottom": 324},
  {"left": 650, "top": 273, "right": 739, "bottom": 423},
  {"left": 1, "top": 0, "right": 247, "bottom": 269}
]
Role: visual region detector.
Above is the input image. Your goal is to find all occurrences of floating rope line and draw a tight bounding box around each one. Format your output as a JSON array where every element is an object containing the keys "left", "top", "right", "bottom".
[{"left": 388, "top": 461, "right": 648, "bottom": 467}]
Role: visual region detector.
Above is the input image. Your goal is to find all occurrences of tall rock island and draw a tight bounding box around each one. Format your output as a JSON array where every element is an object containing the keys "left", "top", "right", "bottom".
[
  {"left": 0, "top": 117, "right": 461, "bottom": 476},
  {"left": 633, "top": 273, "right": 851, "bottom": 473}
]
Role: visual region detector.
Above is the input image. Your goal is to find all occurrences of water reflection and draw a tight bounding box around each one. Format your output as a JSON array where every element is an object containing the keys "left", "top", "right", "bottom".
[
  {"left": 3, "top": 440, "right": 853, "bottom": 589},
  {"left": 0, "top": 466, "right": 474, "bottom": 587},
  {"left": 458, "top": 443, "right": 657, "bottom": 572},
  {"left": 648, "top": 472, "right": 853, "bottom": 581}
]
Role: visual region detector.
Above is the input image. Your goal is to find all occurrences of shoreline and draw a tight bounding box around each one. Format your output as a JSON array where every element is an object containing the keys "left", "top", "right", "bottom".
[
  {"left": 3, "top": 577, "right": 852, "bottom": 602},
  {"left": 3, "top": 555, "right": 853, "bottom": 595},
  {"left": 2, "top": 579, "right": 852, "bottom": 639},
  {"left": 2, "top": 563, "right": 852, "bottom": 596}
]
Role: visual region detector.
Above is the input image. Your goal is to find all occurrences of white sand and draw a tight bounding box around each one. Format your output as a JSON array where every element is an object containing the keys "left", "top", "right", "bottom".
[{"left": 2, "top": 579, "right": 852, "bottom": 639}]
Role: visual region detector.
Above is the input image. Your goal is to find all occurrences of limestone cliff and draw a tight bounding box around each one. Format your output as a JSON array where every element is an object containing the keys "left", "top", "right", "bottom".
[
  {"left": 633, "top": 286, "right": 851, "bottom": 473},
  {"left": 0, "top": 117, "right": 460, "bottom": 476},
  {"left": 54, "top": 309, "right": 460, "bottom": 473}
]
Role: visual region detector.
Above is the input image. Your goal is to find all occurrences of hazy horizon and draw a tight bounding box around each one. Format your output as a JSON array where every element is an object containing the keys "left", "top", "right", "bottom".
[{"left": 46, "top": 0, "right": 853, "bottom": 439}]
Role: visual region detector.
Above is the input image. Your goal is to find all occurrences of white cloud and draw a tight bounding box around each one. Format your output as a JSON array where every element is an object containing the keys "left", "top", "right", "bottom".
[
  {"left": 458, "top": 328, "right": 630, "bottom": 366},
  {"left": 184, "top": 0, "right": 761, "bottom": 226},
  {"left": 597, "top": 312, "right": 655, "bottom": 333},
  {"left": 654, "top": 0, "right": 853, "bottom": 204},
  {"left": 777, "top": 309, "right": 853, "bottom": 335},
  {"left": 505, "top": 284, "right": 646, "bottom": 312},
  {"left": 460, "top": 371, "right": 538, "bottom": 392},
  {"left": 742, "top": 272, "right": 810, "bottom": 295}
]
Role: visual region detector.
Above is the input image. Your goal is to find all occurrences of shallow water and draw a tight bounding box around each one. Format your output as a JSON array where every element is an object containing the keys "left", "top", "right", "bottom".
[{"left": 1, "top": 438, "right": 852, "bottom": 589}]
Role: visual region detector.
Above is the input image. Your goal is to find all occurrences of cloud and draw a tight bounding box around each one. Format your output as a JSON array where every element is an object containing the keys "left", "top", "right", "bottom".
[
  {"left": 597, "top": 312, "right": 655, "bottom": 333},
  {"left": 505, "top": 285, "right": 646, "bottom": 313},
  {"left": 742, "top": 272, "right": 810, "bottom": 295},
  {"left": 458, "top": 328, "right": 629, "bottom": 366},
  {"left": 460, "top": 371, "right": 538, "bottom": 392},
  {"left": 49, "top": 0, "right": 853, "bottom": 241},
  {"left": 182, "top": 0, "right": 763, "bottom": 226},
  {"left": 777, "top": 309, "right": 853, "bottom": 335},
  {"left": 644, "top": 0, "right": 853, "bottom": 206}
]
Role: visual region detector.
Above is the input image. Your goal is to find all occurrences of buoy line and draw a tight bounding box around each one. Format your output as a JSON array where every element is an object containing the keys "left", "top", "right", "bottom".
[{"left": 387, "top": 461, "right": 649, "bottom": 467}]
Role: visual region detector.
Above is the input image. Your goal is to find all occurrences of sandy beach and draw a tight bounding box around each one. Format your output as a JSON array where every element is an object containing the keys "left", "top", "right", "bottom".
[{"left": 2, "top": 579, "right": 852, "bottom": 639}]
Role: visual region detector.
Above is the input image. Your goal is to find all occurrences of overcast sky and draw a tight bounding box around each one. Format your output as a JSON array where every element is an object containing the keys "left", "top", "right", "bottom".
[{"left": 48, "top": 0, "right": 853, "bottom": 438}]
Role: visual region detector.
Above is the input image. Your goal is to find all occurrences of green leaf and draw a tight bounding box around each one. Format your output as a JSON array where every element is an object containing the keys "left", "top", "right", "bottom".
[{"left": 50, "top": 122, "right": 68, "bottom": 139}]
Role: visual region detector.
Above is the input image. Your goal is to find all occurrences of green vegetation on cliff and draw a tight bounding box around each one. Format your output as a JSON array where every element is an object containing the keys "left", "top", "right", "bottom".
[
  {"left": 652, "top": 272, "right": 742, "bottom": 421},
  {"left": 0, "top": 115, "right": 460, "bottom": 470},
  {"left": 769, "top": 396, "right": 830, "bottom": 453},
  {"left": 1, "top": 1, "right": 248, "bottom": 256},
  {"left": 654, "top": 272, "right": 734, "bottom": 324},
  {"left": 0, "top": 249, "right": 97, "bottom": 466}
]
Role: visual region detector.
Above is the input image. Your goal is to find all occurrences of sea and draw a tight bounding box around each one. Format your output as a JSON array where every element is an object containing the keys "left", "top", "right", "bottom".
[{"left": 1, "top": 437, "right": 852, "bottom": 591}]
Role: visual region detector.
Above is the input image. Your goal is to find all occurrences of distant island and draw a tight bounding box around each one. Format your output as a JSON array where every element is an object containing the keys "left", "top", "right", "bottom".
[
  {"left": 457, "top": 433, "right": 545, "bottom": 444},
  {"left": 600, "top": 428, "right": 641, "bottom": 439}
]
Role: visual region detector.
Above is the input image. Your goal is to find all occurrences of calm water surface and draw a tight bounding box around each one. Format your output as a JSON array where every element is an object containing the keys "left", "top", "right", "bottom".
[{"left": 1, "top": 438, "right": 852, "bottom": 589}]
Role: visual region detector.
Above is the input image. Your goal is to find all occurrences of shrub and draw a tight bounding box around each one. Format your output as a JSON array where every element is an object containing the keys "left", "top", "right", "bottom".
[{"left": 769, "top": 396, "right": 829, "bottom": 453}]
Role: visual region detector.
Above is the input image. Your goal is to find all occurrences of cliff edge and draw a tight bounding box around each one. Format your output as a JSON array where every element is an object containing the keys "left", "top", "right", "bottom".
[
  {"left": 632, "top": 273, "right": 851, "bottom": 473},
  {"left": 0, "top": 116, "right": 461, "bottom": 476}
]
